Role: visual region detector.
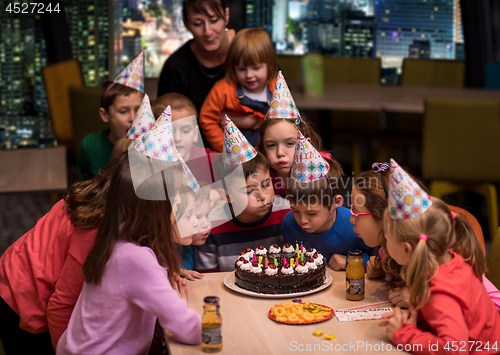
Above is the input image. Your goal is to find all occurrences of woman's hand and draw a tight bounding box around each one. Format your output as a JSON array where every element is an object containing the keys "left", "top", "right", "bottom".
[
  {"left": 221, "top": 112, "right": 259, "bottom": 129},
  {"left": 388, "top": 287, "right": 411, "bottom": 308},
  {"left": 328, "top": 254, "right": 347, "bottom": 271},
  {"left": 379, "top": 307, "right": 417, "bottom": 340},
  {"left": 180, "top": 268, "right": 204, "bottom": 281},
  {"left": 172, "top": 275, "right": 189, "bottom": 302},
  {"left": 366, "top": 256, "right": 385, "bottom": 279}
]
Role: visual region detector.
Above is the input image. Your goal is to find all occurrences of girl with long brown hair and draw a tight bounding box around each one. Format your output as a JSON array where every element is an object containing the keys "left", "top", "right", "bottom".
[
  {"left": 56, "top": 157, "right": 201, "bottom": 354},
  {"left": 0, "top": 140, "right": 132, "bottom": 355}
]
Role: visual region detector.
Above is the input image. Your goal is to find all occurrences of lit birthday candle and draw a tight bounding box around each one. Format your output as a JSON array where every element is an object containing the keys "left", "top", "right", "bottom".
[
  {"left": 253, "top": 254, "right": 257, "bottom": 263},
  {"left": 265, "top": 257, "right": 269, "bottom": 268},
  {"left": 284, "top": 257, "right": 287, "bottom": 265},
  {"left": 301, "top": 243, "right": 304, "bottom": 254},
  {"left": 274, "top": 258, "right": 278, "bottom": 267},
  {"left": 291, "top": 258, "right": 294, "bottom": 267},
  {"left": 258, "top": 256, "right": 263, "bottom": 267}
]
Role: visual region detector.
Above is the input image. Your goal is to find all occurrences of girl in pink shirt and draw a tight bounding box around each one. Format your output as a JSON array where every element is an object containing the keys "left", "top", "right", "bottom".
[{"left": 57, "top": 157, "right": 201, "bottom": 354}]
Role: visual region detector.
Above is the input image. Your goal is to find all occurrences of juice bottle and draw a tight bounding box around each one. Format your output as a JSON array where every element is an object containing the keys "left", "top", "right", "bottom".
[
  {"left": 346, "top": 249, "right": 365, "bottom": 301},
  {"left": 202, "top": 296, "right": 222, "bottom": 352}
]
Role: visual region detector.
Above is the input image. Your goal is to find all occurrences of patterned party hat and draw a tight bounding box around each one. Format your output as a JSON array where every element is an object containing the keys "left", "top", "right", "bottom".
[
  {"left": 387, "top": 158, "right": 432, "bottom": 220},
  {"left": 114, "top": 51, "right": 144, "bottom": 92},
  {"left": 222, "top": 115, "right": 257, "bottom": 165},
  {"left": 291, "top": 131, "right": 330, "bottom": 182},
  {"left": 126, "top": 94, "right": 155, "bottom": 139},
  {"left": 265, "top": 71, "right": 301, "bottom": 124},
  {"left": 134, "top": 106, "right": 199, "bottom": 191}
]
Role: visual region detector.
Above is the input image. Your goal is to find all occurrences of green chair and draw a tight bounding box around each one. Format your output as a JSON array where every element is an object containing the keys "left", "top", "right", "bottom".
[
  {"left": 325, "top": 57, "right": 381, "bottom": 175},
  {"left": 486, "top": 227, "right": 500, "bottom": 289},
  {"left": 69, "top": 86, "right": 107, "bottom": 155},
  {"left": 378, "top": 59, "right": 466, "bottom": 167},
  {"left": 422, "top": 97, "right": 500, "bottom": 240},
  {"left": 401, "top": 58, "right": 465, "bottom": 88},
  {"left": 276, "top": 55, "right": 301, "bottom": 86}
]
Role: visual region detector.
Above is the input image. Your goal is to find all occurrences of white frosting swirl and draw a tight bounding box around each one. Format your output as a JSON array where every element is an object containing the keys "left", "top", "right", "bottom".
[
  {"left": 305, "top": 248, "right": 317, "bottom": 257},
  {"left": 236, "top": 258, "right": 245, "bottom": 267},
  {"left": 281, "top": 265, "right": 294, "bottom": 275},
  {"left": 314, "top": 253, "right": 324, "bottom": 265},
  {"left": 282, "top": 244, "right": 294, "bottom": 253},
  {"left": 241, "top": 249, "right": 254, "bottom": 260},
  {"left": 268, "top": 245, "right": 281, "bottom": 254},
  {"left": 307, "top": 260, "right": 318, "bottom": 270},
  {"left": 255, "top": 247, "right": 267, "bottom": 255},
  {"left": 251, "top": 264, "right": 262, "bottom": 273},
  {"left": 265, "top": 267, "right": 278, "bottom": 276},
  {"left": 295, "top": 264, "right": 309, "bottom": 274},
  {"left": 240, "top": 261, "right": 252, "bottom": 271}
]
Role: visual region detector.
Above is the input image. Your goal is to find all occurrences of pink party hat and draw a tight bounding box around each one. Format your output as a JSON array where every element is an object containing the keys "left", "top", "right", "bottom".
[
  {"left": 265, "top": 71, "right": 301, "bottom": 124},
  {"left": 114, "top": 51, "right": 144, "bottom": 92},
  {"left": 291, "top": 131, "right": 329, "bottom": 182},
  {"left": 222, "top": 115, "right": 257, "bottom": 165},
  {"left": 126, "top": 94, "right": 155, "bottom": 139},
  {"left": 134, "top": 106, "right": 199, "bottom": 191},
  {"left": 387, "top": 158, "right": 432, "bottom": 220}
]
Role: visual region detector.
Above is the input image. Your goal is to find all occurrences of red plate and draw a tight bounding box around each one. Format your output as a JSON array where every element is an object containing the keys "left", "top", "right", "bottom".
[{"left": 268, "top": 303, "right": 334, "bottom": 325}]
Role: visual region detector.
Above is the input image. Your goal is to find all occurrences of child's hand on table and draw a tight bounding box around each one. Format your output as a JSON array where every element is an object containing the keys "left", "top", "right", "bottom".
[
  {"left": 379, "top": 306, "right": 418, "bottom": 340},
  {"left": 180, "top": 268, "right": 204, "bottom": 281},
  {"left": 388, "top": 287, "right": 411, "bottom": 308},
  {"left": 328, "top": 254, "right": 347, "bottom": 271},
  {"left": 172, "top": 275, "right": 189, "bottom": 302},
  {"left": 366, "top": 256, "right": 385, "bottom": 279}
]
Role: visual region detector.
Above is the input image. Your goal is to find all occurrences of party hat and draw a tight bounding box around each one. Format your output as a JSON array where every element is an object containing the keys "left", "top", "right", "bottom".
[
  {"left": 126, "top": 94, "right": 155, "bottom": 139},
  {"left": 290, "top": 131, "right": 330, "bottom": 182},
  {"left": 133, "top": 105, "right": 199, "bottom": 191},
  {"left": 114, "top": 51, "right": 144, "bottom": 92},
  {"left": 387, "top": 158, "right": 432, "bottom": 220},
  {"left": 265, "top": 71, "right": 301, "bottom": 123},
  {"left": 222, "top": 115, "right": 257, "bottom": 165}
]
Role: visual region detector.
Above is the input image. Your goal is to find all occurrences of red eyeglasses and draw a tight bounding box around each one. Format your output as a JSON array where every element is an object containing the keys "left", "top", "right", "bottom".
[{"left": 350, "top": 205, "right": 374, "bottom": 222}]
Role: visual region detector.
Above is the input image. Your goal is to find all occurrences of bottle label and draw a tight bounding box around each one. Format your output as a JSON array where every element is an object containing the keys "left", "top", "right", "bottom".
[
  {"left": 202, "top": 326, "right": 222, "bottom": 345},
  {"left": 346, "top": 278, "right": 365, "bottom": 294}
]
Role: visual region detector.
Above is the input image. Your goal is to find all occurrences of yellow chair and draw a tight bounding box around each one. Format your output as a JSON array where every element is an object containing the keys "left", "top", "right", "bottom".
[
  {"left": 69, "top": 86, "right": 107, "bottom": 155},
  {"left": 42, "top": 59, "right": 85, "bottom": 152},
  {"left": 325, "top": 57, "right": 381, "bottom": 175},
  {"left": 401, "top": 58, "right": 465, "bottom": 88},
  {"left": 486, "top": 227, "right": 500, "bottom": 289},
  {"left": 422, "top": 97, "right": 500, "bottom": 240}
]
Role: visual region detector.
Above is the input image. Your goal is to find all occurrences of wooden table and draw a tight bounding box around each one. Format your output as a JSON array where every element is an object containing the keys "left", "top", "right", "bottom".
[
  {"left": 0, "top": 146, "right": 67, "bottom": 193},
  {"left": 290, "top": 84, "right": 500, "bottom": 114},
  {"left": 167, "top": 269, "right": 410, "bottom": 355}
]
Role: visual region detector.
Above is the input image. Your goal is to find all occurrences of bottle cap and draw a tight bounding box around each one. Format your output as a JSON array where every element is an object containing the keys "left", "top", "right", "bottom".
[
  {"left": 348, "top": 249, "right": 362, "bottom": 257},
  {"left": 204, "top": 296, "right": 219, "bottom": 305}
]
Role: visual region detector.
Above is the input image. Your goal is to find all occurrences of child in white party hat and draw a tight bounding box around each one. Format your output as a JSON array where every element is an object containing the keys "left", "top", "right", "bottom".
[
  {"left": 282, "top": 131, "right": 373, "bottom": 271},
  {"left": 193, "top": 115, "right": 291, "bottom": 272},
  {"left": 256, "top": 71, "right": 328, "bottom": 197},
  {"left": 78, "top": 51, "right": 145, "bottom": 181},
  {"left": 379, "top": 158, "right": 500, "bottom": 350},
  {"left": 126, "top": 94, "right": 155, "bottom": 140}
]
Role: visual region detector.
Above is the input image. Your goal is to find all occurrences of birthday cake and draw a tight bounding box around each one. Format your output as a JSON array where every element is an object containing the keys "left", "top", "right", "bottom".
[{"left": 234, "top": 243, "right": 326, "bottom": 294}]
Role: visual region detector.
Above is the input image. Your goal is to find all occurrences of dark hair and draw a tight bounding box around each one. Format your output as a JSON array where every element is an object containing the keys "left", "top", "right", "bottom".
[
  {"left": 224, "top": 28, "right": 278, "bottom": 84},
  {"left": 285, "top": 157, "right": 344, "bottom": 209},
  {"left": 100, "top": 80, "right": 143, "bottom": 112},
  {"left": 83, "top": 158, "right": 180, "bottom": 286},
  {"left": 354, "top": 170, "right": 389, "bottom": 222},
  {"left": 256, "top": 118, "right": 323, "bottom": 160},
  {"left": 152, "top": 92, "right": 197, "bottom": 119},
  {"left": 213, "top": 151, "right": 270, "bottom": 183},
  {"left": 182, "top": 0, "right": 226, "bottom": 20}
]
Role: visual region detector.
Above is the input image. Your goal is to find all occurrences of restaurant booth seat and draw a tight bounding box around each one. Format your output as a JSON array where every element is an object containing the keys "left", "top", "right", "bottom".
[
  {"left": 42, "top": 59, "right": 85, "bottom": 153},
  {"left": 486, "top": 227, "right": 500, "bottom": 289},
  {"left": 324, "top": 57, "right": 382, "bottom": 175},
  {"left": 422, "top": 97, "right": 500, "bottom": 240}
]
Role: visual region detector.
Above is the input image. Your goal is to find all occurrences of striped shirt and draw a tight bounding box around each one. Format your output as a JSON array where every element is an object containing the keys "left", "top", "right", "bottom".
[{"left": 194, "top": 196, "right": 291, "bottom": 272}]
